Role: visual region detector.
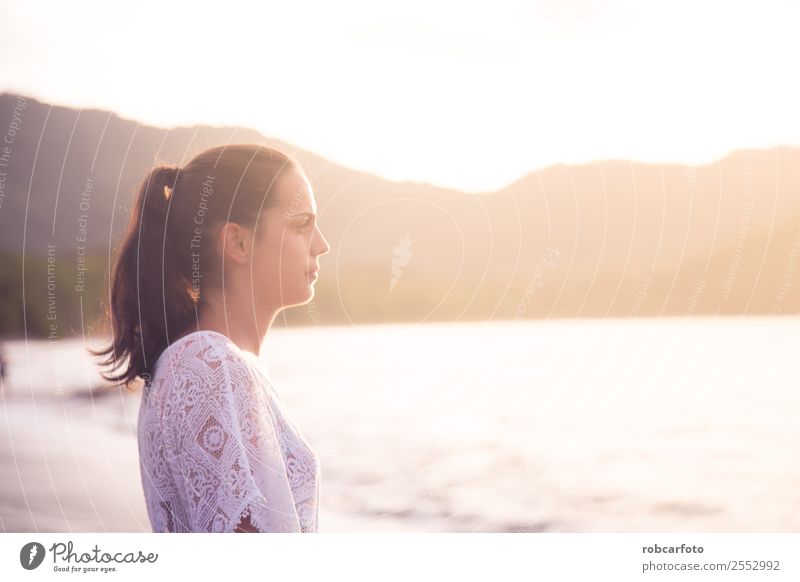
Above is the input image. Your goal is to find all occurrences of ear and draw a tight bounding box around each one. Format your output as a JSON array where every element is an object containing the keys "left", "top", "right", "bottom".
[{"left": 217, "top": 222, "right": 251, "bottom": 265}]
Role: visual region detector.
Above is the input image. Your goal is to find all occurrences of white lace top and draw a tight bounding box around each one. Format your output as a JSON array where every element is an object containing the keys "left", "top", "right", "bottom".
[{"left": 137, "top": 330, "right": 320, "bottom": 532}]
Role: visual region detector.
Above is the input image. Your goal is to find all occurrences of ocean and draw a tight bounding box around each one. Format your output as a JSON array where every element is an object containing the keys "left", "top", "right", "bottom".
[{"left": 1, "top": 316, "right": 798, "bottom": 532}]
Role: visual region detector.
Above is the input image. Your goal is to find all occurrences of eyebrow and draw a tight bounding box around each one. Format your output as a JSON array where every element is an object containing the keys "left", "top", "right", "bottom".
[{"left": 288, "top": 212, "right": 317, "bottom": 219}]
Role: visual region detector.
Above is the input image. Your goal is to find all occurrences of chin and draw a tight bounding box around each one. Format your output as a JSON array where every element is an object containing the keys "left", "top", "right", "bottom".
[{"left": 284, "top": 288, "right": 314, "bottom": 308}]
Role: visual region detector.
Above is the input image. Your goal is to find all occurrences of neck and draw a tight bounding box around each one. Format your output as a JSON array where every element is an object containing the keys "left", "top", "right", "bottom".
[{"left": 190, "top": 298, "right": 279, "bottom": 358}]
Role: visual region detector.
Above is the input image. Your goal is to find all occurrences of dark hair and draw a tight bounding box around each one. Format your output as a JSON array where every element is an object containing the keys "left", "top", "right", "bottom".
[{"left": 90, "top": 144, "right": 299, "bottom": 389}]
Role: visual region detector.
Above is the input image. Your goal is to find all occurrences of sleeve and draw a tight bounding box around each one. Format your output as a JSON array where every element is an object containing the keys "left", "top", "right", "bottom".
[{"left": 166, "top": 339, "right": 301, "bottom": 533}]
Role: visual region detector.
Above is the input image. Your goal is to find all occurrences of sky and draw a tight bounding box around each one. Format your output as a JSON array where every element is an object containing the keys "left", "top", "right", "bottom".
[{"left": 1, "top": 0, "right": 799, "bottom": 193}]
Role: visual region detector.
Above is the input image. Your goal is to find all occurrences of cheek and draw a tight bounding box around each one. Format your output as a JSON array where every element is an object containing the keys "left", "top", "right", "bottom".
[
  {"left": 252, "top": 233, "right": 283, "bottom": 281},
  {"left": 254, "top": 231, "right": 306, "bottom": 284},
  {"left": 279, "top": 232, "right": 311, "bottom": 270}
]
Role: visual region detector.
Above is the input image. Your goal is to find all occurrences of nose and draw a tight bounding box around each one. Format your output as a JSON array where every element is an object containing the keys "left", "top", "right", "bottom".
[{"left": 312, "top": 225, "right": 331, "bottom": 257}]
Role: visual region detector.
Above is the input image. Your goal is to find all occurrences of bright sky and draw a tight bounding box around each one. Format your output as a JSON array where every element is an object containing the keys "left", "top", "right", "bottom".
[{"left": 1, "top": 0, "right": 799, "bottom": 192}]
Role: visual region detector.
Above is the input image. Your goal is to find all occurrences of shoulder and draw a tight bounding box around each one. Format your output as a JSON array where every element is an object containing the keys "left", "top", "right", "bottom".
[
  {"left": 157, "top": 333, "right": 270, "bottom": 434},
  {"left": 155, "top": 331, "right": 256, "bottom": 397},
  {"left": 156, "top": 330, "right": 236, "bottom": 368}
]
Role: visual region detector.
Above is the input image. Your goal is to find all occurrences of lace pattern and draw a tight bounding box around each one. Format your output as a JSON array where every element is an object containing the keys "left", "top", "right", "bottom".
[{"left": 137, "top": 331, "right": 320, "bottom": 532}]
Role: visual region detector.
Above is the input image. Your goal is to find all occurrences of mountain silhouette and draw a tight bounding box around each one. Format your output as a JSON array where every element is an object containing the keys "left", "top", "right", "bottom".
[{"left": 0, "top": 93, "right": 798, "bottom": 336}]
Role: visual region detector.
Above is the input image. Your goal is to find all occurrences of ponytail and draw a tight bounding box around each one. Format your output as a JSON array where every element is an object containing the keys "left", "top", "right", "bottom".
[{"left": 91, "top": 164, "right": 196, "bottom": 388}]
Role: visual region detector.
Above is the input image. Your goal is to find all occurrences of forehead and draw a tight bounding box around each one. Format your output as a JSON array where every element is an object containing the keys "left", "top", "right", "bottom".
[{"left": 275, "top": 169, "right": 316, "bottom": 215}]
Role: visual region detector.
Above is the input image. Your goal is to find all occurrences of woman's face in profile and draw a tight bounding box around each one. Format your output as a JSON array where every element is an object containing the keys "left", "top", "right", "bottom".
[{"left": 250, "top": 169, "right": 330, "bottom": 311}]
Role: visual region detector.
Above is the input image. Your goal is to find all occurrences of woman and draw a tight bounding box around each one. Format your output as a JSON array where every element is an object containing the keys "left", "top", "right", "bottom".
[{"left": 91, "top": 144, "right": 330, "bottom": 532}]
